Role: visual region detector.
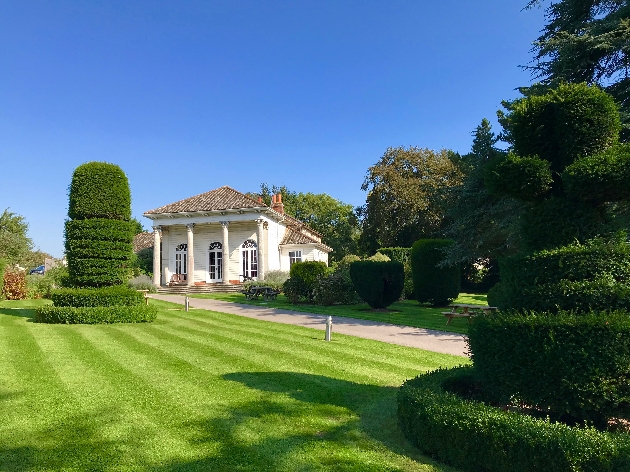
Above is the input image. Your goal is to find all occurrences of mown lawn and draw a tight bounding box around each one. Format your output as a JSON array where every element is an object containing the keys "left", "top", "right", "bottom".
[
  {"left": 0, "top": 299, "right": 465, "bottom": 471},
  {"left": 190, "top": 293, "right": 488, "bottom": 335}
]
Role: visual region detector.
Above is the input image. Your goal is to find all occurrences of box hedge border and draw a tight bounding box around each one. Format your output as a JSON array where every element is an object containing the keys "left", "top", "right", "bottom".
[
  {"left": 51, "top": 286, "right": 144, "bottom": 307},
  {"left": 35, "top": 305, "right": 157, "bottom": 324},
  {"left": 398, "top": 366, "right": 630, "bottom": 472}
]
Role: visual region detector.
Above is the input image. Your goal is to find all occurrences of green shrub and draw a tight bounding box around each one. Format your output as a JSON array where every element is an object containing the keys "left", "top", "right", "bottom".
[
  {"left": 491, "top": 236, "right": 630, "bottom": 312},
  {"left": 349, "top": 261, "right": 404, "bottom": 309},
  {"left": 132, "top": 247, "right": 153, "bottom": 276},
  {"left": 468, "top": 310, "right": 630, "bottom": 428},
  {"left": 312, "top": 272, "right": 360, "bottom": 306},
  {"left": 563, "top": 143, "right": 630, "bottom": 203},
  {"left": 282, "top": 276, "right": 310, "bottom": 304},
  {"left": 243, "top": 279, "right": 284, "bottom": 292},
  {"left": 2, "top": 269, "right": 26, "bottom": 300},
  {"left": 127, "top": 274, "right": 157, "bottom": 293},
  {"left": 367, "top": 252, "right": 390, "bottom": 262},
  {"left": 378, "top": 248, "right": 414, "bottom": 299},
  {"left": 485, "top": 153, "right": 553, "bottom": 200},
  {"left": 398, "top": 367, "right": 630, "bottom": 472},
  {"left": 68, "top": 161, "right": 131, "bottom": 220},
  {"left": 289, "top": 261, "right": 327, "bottom": 288},
  {"left": 51, "top": 286, "right": 144, "bottom": 307},
  {"left": 411, "top": 239, "right": 460, "bottom": 306},
  {"left": 35, "top": 305, "right": 157, "bottom": 324},
  {"left": 498, "top": 82, "right": 621, "bottom": 173},
  {"left": 261, "top": 270, "right": 289, "bottom": 284}
]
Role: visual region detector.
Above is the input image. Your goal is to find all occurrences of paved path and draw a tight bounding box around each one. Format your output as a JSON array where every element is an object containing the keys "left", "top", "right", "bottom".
[{"left": 150, "top": 294, "right": 469, "bottom": 357}]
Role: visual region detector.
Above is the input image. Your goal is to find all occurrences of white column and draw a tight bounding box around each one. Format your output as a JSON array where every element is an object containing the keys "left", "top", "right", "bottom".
[
  {"left": 221, "top": 221, "right": 229, "bottom": 284},
  {"left": 186, "top": 223, "right": 195, "bottom": 286},
  {"left": 152, "top": 226, "right": 161, "bottom": 286},
  {"left": 256, "top": 218, "right": 265, "bottom": 280}
]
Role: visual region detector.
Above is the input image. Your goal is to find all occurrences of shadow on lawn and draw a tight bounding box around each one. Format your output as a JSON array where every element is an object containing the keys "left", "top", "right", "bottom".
[
  {"left": 156, "top": 372, "right": 455, "bottom": 471},
  {"left": 0, "top": 308, "right": 35, "bottom": 320}
]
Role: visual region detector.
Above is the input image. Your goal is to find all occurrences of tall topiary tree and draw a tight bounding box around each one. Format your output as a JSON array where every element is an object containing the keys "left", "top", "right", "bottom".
[
  {"left": 349, "top": 261, "right": 404, "bottom": 309},
  {"left": 65, "top": 162, "right": 135, "bottom": 287},
  {"left": 411, "top": 239, "right": 460, "bottom": 306}
]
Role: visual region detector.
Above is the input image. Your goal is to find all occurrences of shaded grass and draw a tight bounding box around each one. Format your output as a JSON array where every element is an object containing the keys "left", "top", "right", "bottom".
[
  {"left": 0, "top": 300, "right": 464, "bottom": 471},
  {"left": 0, "top": 298, "right": 52, "bottom": 308},
  {"left": 190, "top": 293, "right": 488, "bottom": 335}
]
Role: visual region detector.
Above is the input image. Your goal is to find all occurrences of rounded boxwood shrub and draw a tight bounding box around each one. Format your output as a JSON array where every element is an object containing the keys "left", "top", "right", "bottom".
[
  {"left": 411, "top": 239, "right": 460, "bottom": 306},
  {"left": 484, "top": 153, "right": 553, "bottom": 201},
  {"left": 468, "top": 310, "right": 630, "bottom": 428},
  {"left": 349, "top": 261, "right": 404, "bottom": 309},
  {"left": 489, "top": 236, "right": 630, "bottom": 313},
  {"left": 51, "top": 286, "right": 145, "bottom": 307},
  {"left": 68, "top": 161, "right": 131, "bottom": 220},
  {"left": 398, "top": 366, "right": 630, "bottom": 472},
  {"left": 285, "top": 261, "right": 328, "bottom": 303},
  {"left": 35, "top": 305, "right": 157, "bottom": 324}
]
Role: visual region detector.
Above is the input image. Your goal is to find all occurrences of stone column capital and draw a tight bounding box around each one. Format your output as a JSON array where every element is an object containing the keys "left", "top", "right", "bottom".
[
  {"left": 186, "top": 223, "right": 195, "bottom": 232},
  {"left": 256, "top": 218, "right": 264, "bottom": 226},
  {"left": 220, "top": 221, "right": 229, "bottom": 228},
  {"left": 152, "top": 225, "right": 162, "bottom": 234}
]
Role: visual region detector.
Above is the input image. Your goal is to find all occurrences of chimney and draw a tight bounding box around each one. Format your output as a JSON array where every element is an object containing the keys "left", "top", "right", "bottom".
[
  {"left": 257, "top": 195, "right": 263, "bottom": 204},
  {"left": 271, "top": 193, "right": 284, "bottom": 214}
]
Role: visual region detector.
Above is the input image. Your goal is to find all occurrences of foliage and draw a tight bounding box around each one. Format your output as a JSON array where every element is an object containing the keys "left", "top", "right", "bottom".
[
  {"left": 378, "top": 247, "right": 414, "bottom": 299},
  {"left": 132, "top": 247, "right": 154, "bottom": 276},
  {"left": 349, "top": 261, "right": 404, "bottom": 309},
  {"left": 51, "top": 286, "right": 144, "bottom": 307},
  {"left": 398, "top": 366, "right": 630, "bottom": 472},
  {"left": 469, "top": 310, "right": 630, "bottom": 428},
  {"left": 443, "top": 120, "right": 524, "bottom": 266},
  {"left": 2, "top": 269, "right": 26, "bottom": 300},
  {"left": 25, "top": 267, "right": 70, "bottom": 299},
  {"left": 358, "top": 147, "right": 463, "bottom": 254},
  {"left": 35, "top": 305, "right": 157, "bottom": 324},
  {"left": 289, "top": 261, "right": 327, "bottom": 293},
  {"left": 243, "top": 280, "right": 284, "bottom": 292},
  {"left": 411, "top": 239, "right": 460, "bottom": 306},
  {"left": 127, "top": 274, "right": 157, "bottom": 293},
  {"left": 253, "top": 184, "right": 360, "bottom": 261},
  {"left": 525, "top": 0, "right": 630, "bottom": 140},
  {"left": 498, "top": 82, "right": 620, "bottom": 174},
  {"left": 484, "top": 153, "right": 553, "bottom": 201},
  {"left": 312, "top": 272, "right": 360, "bottom": 306},
  {"left": 488, "top": 236, "right": 630, "bottom": 312},
  {"left": 282, "top": 276, "right": 311, "bottom": 304},
  {"left": 131, "top": 217, "right": 145, "bottom": 235},
  {"left": 0, "top": 209, "right": 33, "bottom": 266},
  {"left": 261, "top": 270, "right": 289, "bottom": 284},
  {"left": 366, "top": 252, "right": 390, "bottom": 262},
  {"left": 68, "top": 161, "right": 131, "bottom": 220},
  {"left": 563, "top": 143, "right": 630, "bottom": 203},
  {"left": 0, "top": 258, "right": 6, "bottom": 297}
]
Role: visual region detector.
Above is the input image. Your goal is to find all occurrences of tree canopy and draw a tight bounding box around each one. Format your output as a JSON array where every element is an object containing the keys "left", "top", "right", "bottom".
[
  {"left": 526, "top": 0, "right": 630, "bottom": 139},
  {"left": 0, "top": 209, "right": 33, "bottom": 266},
  {"left": 358, "top": 147, "right": 463, "bottom": 254}
]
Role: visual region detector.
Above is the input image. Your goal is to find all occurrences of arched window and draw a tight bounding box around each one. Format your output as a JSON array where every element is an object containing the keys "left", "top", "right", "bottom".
[
  {"left": 241, "top": 239, "right": 258, "bottom": 279},
  {"left": 175, "top": 243, "right": 187, "bottom": 276},
  {"left": 208, "top": 242, "right": 223, "bottom": 282}
]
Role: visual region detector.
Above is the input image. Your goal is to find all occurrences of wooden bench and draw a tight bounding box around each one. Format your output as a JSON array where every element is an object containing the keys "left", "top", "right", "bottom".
[{"left": 442, "top": 304, "right": 497, "bottom": 325}]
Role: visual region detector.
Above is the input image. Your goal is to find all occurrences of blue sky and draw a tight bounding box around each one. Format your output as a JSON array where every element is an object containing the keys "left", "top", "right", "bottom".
[{"left": 0, "top": 1, "right": 546, "bottom": 258}]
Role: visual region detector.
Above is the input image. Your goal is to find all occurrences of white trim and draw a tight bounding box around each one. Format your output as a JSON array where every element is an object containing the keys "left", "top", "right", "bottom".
[{"left": 206, "top": 241, "right": 223, "bottom": 283}]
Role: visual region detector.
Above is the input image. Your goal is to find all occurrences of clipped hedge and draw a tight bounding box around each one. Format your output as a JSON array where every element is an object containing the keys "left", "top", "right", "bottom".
[
  {"left": 563, "top": 143, "right": 630, "bottom": 203},
  {"left": 289, "top": 261, "right": 328, "bottom": 288},
  {"left": 411, "top": 239, "right": 460, "bottom": 306},
  {"left": 398, "top": 366, "right": 630, "bottom": 472},
  {"left": 35, "top": 305, "right": 157, "bottom": 324},
  {"left": 489, "top": 236, "right": 630, "bottom": 312},
  {"left": 64, "top": 219, "right": 137, "bottom": 243},
  {"left": 484, "top": 153, "right": 553, "bottom": 201},
  {"left": 68, "top": 161, "right": 131, "bottom": 220},
  {"left": 468, "top": 310, "right": 630, "bottom": 427},
  {"left": 51, "top": 286, "right": 144, "bottom": 307},
  {"left": 349, "top": 261, "right": 404, "bottom": 309}
]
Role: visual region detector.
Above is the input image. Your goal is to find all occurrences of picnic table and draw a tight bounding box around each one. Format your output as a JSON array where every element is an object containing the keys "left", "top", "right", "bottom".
[
  {"left": 241, "top": 286, "right": 281, "bottom": 301},
  {"left": 442, "top": 304, "right": 497, "bottom": 325}
]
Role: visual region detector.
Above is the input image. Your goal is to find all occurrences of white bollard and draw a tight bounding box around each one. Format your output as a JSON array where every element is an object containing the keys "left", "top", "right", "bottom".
[
  {"left": 325, "top": 316, "right": 332, "bottom": 342},
  {"left": 185, "top": 296, "right": 190, "bottom": 312}
]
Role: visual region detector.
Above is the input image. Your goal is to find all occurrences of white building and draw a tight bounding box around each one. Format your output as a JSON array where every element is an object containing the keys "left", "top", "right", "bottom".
[{"left": 143, "top": 186, "right": 331, "bottom": 286}]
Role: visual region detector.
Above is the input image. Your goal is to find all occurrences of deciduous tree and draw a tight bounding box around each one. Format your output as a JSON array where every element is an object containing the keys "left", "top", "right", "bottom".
[{"left": 0, "top": 209, "right": 33, "bottom": 265}]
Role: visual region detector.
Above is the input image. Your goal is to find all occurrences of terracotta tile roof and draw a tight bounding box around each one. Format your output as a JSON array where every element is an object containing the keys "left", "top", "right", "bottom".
[
  {"left": 133, "top": 232, "right": 154, "bottom": 252},
  {"left": 145, "top": 186, "right": 263, "bottom": 214},
  {"left": 280, "top": 226, "right": 332, "bottom": 251}
]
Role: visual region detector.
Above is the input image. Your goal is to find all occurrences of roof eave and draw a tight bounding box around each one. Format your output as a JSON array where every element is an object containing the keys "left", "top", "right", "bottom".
[{"left": 144, "top": 207, "right": 268, "bottom": 220}]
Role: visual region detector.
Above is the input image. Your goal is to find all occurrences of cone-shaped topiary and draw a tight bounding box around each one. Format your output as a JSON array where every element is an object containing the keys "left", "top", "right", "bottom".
[
  {"left": 349, "top": 261, "right": 404, "bottom": 309},
  {"left": 65, "top": 162, "right": 134, "bottom": 287}
]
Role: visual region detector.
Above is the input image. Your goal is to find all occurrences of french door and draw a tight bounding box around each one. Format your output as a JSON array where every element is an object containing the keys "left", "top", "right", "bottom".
[
  {"left": 174, "top": 243, "right": 187, "bottom": 281},
  {"left": 207, "top": 242, "right": 223, "bottom": 282},
  {"left": 241, "top": 239, "right": 258, "bottom": 279}
]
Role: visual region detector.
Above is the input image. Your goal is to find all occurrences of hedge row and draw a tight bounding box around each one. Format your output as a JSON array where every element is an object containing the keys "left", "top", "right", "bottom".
[
  {"left": 51, "top": 286, "right": 145, "bottom": 307},
  {"left": 488, "top": 237, "right": 630, "bottom": 312},
  {"left": 468, "top": 310, "right": 630, "bottom": 427},
  {"left": 398, "top": 367, "right": 630, "bottom": 472},
  {"left": 68, "top": 161, "right": 131, "bottom": 220},
  {"left": 35, "top": 305, "right": 157, "bottom": 324}
]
